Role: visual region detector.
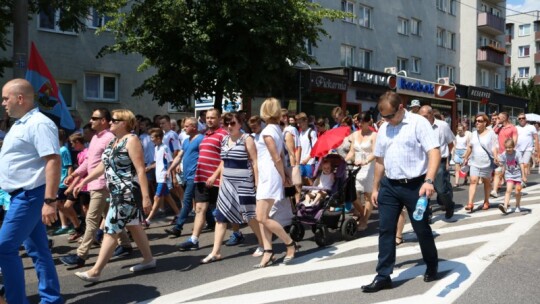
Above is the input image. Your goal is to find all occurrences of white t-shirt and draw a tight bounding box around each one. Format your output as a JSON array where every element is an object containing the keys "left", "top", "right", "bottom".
[
  {"left": 516, "top": 124, "right": 537, "bottom": 152},
  {"left": 154, "top": 143, "right": 173, "bottom": 183},
  {"left": 469, "top": 130, "right": 498, "bottom": 168},
  {"left": 317, "top": 171, "right": 335, "bottom": 190},
  {"left": 283, "top": 125, "right": 300, "bottom": 148},
  {"left": 433, "top": 119, "right": 455, "bottom": 158},
  {"left": 299, "top": 127, "right": 317, "bottom": 165},
  {"left": 454, "top": 133, "right": 470, "bottom": 150}
]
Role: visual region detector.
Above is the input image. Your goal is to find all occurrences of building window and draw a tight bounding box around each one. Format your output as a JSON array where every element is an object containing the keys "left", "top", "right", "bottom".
[
  {"left": 358, "top": 5, "right": 372, "bottom": 28},
  {"left": 494, "top": 73, "right": 501, "bottom": 89},
  {"left": 340, "top": 45, "right": 355, "bottom": 67},
  {"left": 480, "top": 69, "right": 489, "bottom": 87},
  {"left": 58, "top": 82, "right": 75, "bottom": 109},
  {"left": 398, "top": 17, "right": 409, "bottom": 35},
  {"left": 449, "top": 0, "right": 457, "bottom": 15},
  {"left": 436, "top": 0, "right": 447, "bottom": 12},
  {"left": 358, "top": 49, "right": 372, "bottom": 69},
  {"left": 518, "top": 24, "right": 531, "bottom": 36},
  {"left": 446, "top": 66, "right": 455, "bottom": 82},
  {"left": 518, "top": 45, "right": 530, "bottom": 57},
  {"left": 411, "top": 57, "right": 421, "bottom": 74},
  {"left": 87, "top": 8, "right": 112, "bottom": 28},
  {"left": 38, "top": 7, "right": 75, "bottom": 33},
  {"left": 397, "top": 57, "right": 408, "bottom": 72},
  {"left": 445, "top": 31, "right": 456, "bottom": 50},
  {"left": 436, "top": 64, "right": 444, "bottom": 79},
  {"left": 84, "top": 73, "right": 119, "bottom": 101},
  {"left": 518, "top": 67, "right": 530, "bottom": 78},
  {"left": 411, "top": 19, "right": 421, "bottom": 35},
  {"left": 437, "top": 28, "right": 445, "bottom": 46},
  {"left": 341, "top": 1, "right": 355, "bottom": 23}
]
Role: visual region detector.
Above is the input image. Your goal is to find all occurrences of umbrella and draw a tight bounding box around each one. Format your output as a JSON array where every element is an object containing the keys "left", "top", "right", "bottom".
[
  {"left": 525, "top": 113, "right": 540, "bottom": 122},
  {"left": 310, "top": 126, "right": 351, "bottom": 158}
]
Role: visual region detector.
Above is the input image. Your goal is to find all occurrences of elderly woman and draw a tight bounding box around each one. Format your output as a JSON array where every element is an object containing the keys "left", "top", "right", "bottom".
[
  {"left": 255, "top": 98, "right": 298, "bottom": 268},
  {"left": 201, "top": 112, "right": 263, "bottom": 263},
  {"left": 462, "top": 113, "right": 498, "bottom": 212},
  {"left": 73, "top": 109, "right": 154, "bottom": 282}
]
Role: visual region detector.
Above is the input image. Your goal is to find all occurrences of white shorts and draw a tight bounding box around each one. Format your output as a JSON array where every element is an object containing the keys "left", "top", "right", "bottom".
[{"left": 518, "top": 151, "right": 532, "bottom": 164}]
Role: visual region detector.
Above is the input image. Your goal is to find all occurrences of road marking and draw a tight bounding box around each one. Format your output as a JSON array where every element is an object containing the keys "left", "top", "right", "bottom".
[{"left": 141, "top": 187, "right": 540, "bottom": 304}]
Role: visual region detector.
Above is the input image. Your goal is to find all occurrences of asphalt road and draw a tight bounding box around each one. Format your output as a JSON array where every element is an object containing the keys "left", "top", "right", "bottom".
[{"left": 14, "top": 168, "right": 540, "bottom": 303}]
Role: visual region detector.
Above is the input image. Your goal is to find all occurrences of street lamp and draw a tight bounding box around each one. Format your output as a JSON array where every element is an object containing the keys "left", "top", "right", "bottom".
[{"left": 287, "top": 59, "right": 311, "bottom": 113}]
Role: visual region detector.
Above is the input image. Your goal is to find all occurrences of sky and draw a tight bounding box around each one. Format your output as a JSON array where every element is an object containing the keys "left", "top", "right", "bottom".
[{"left": 506, "top": 0, "right": 540, "bottom": 15}]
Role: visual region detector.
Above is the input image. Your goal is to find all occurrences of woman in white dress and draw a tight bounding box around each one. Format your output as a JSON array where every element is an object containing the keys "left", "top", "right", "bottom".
[
  {"left": 346, "top": 112, "right": 376, "bottom": 231},
  {"left": 255, "top": 98, "right": 298, "bottom": 268}
]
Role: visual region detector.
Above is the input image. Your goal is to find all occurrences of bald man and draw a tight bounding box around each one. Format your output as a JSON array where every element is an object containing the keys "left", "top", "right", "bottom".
[{"left": 0, "top": 79, "right": 63, "bottom": 303}]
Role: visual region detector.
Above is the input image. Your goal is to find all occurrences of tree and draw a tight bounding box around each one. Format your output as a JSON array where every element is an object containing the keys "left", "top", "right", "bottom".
[
  {"left": 506, "top": 75, "right": 540, "bottom": 113},
  {"left": 99, "top": 0, "right": 346, "bottom": 110},
  {"left": 0, "top": 0, "right": 122, "bottom": 77}
]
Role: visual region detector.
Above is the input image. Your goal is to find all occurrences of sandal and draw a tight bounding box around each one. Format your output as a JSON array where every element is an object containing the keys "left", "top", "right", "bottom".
[
  {"left": 200, "top": 254, "right": 221, "bottom": 264},
  {"left": 283, "top": 241, "right": 301, "bottom": 264},
  {"left": 395, "top": 237, "right": 404, "bottom": 246},
  {"left": 482, "top": 201, "right": 490, "bottom": 210},
  {"left": 253, "top": 250, "right": 275, "bottom": 268},
  {"left": 465, "top": 202, "right": 474, "bottom": 213}
]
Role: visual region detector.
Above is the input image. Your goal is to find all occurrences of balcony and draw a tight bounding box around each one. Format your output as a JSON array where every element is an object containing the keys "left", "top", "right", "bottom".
[
  {"left": 505, "top": 34, "right": 512, "bottom": 44},
  {"left": 535, "top": 52, "right": 540, "bottom": 63},
  {"left": 534, "top": 75, "right": 540, "bottom": 85},
  {"left": 505, "top": 56, "right": 511, "bottom": 66},
  {"left": 477, "top": 12, "right": 505, "bottom": 35},
  {"left": 536, "top": 31, "right": 540, "bottom": 42},
  {"left": 477, "top": 48, "right": 504, "bottom": 67}
]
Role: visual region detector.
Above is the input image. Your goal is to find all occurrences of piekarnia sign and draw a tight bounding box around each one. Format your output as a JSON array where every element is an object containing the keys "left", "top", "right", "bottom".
[
  {"left": 396, "top": 76, "right": 455, "bottom": 101},
  {"left": 309, "top": 71, "right": 348, "bottom": 92}
]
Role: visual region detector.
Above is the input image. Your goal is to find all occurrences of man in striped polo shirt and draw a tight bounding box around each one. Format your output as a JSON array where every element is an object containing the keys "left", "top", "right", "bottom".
[{"left": 178, "top": 108, "right": 228, "bottom": 250}]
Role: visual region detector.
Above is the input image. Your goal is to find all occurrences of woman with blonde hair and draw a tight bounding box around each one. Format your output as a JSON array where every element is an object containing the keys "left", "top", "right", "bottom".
[
  {"left": 254, "top": 98, "right": 298, "bottom": 268},
  {"left": 73, "top": 109, "right": 154, "bottom": 282}
]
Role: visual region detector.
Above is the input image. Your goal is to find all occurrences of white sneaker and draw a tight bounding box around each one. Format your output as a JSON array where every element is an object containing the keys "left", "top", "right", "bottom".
[
  {"left": 252, "top": 246, "right": 264, "bottom": 257},
  {"left": 490, "top": 190, "right": 498, "bottom": 198},
  {"left": 515, "top": 207, "right": 521, "bottom": 213},
  {"left": 507, "top": 207, "right": 513, "bottom": 213},
  {"left": 129, "top": 259, "right": 156, "bottom": 272}
]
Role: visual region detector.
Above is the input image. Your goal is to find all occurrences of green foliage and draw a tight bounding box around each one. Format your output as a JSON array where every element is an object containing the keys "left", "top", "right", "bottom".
[
  {"left": 506, "top": 75, "right": 540, "bottom": 113},
  {"left": 99, "top": 0, "right": 347, "bottom": 109}
]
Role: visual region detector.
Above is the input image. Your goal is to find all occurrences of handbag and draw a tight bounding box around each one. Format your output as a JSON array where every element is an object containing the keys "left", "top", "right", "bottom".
[{"left": 476, "top": 132, "right": 498, "bottom": 170}]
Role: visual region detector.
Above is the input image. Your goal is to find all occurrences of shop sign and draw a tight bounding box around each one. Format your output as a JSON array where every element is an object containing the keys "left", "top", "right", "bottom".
[
  {"left": 352, "top": 69, "right": 396, "bottom": 89},
  {"left": 396, "top": 76, "right": 435, "bottom": 98},
  {"left": 434, "top": 84, "right": 456, "bottom": 101},
  {"left": 309, "top": 71, "right": 347, "bottom": 92},
  {"left": 467, "top": 86, "right": 493, "bottom": 103}
]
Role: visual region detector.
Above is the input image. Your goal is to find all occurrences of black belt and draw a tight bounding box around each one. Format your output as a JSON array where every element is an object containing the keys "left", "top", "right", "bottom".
[
  {"left": 387, "top": 175, "right": 426, "bottom": 184},
  {"left": 441, "top": 157, "right": 447, "bottom": 163},
  {"left": 9, "top": 188, "right": 24, "bottom": 196}
]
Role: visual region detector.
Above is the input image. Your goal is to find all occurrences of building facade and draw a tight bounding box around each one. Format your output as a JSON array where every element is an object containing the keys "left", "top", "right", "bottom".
[{"left": 506, "top": 10, "right": 540, "bottom": 86}]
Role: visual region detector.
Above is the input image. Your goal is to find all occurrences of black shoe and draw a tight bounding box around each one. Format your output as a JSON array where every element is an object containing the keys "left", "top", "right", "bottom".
[
  {"left": 59, "top": 254, "right": 86, "bottom": 267},
  {"left": 164, "top": 227, "right": 182, "bottom": 238},
  {"left": 361, "top": 277, "right": 392, "bottom": 293},
  {"left": 113, "top": 245, "right": 133, "bottom": 258},
  {"left": 445, "top": 207, "right": 454, "bottom": 219},
  {"left": 424, "top": 267, "right": 438, "bottom": 282}
]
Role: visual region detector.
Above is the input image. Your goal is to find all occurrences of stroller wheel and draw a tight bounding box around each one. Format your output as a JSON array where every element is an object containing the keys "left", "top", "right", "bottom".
[
  {"left": 314, "top": 226, "right": 329, "bottom": 247},
  {"left": 341, "top": 217, "right": 357, "bottom": 241},
  {"left": 289, "top": 222, "right": 305, "bottom": 242}
]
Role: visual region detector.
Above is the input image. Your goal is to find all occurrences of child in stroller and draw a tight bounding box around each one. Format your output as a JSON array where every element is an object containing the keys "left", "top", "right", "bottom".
[{"left": 301, "top": 159, "right": 335, "bottom": 207}]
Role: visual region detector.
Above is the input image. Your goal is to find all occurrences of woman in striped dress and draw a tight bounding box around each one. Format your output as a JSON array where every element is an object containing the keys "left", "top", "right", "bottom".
[{"left": 201, "top": 112, "right": 263, "bottom": 264}]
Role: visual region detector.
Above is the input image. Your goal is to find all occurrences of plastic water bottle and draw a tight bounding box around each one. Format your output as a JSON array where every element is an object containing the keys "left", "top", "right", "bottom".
[
  {"left": 166, "top": 177, "right": 173, "bottom": 190},
  {"left": 413, "top": 196, "right": 428, "bottom": 221}
]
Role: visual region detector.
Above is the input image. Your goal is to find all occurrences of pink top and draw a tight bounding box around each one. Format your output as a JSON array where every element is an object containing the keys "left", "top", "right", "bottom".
[
  {"left": 74, "top": 129, "right": 115, "bottom": 191},
  {"left": 76, "top": 148, "right": 89, "bottom": 192}
]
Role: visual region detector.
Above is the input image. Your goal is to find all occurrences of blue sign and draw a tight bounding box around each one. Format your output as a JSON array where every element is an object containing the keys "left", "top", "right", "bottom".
[{"left": 398, "top": 77, "right": 434, "bottom": 94}]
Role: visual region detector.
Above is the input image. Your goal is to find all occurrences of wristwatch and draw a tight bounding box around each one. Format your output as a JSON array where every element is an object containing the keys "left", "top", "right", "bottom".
[
  {"left": 424, "top": 179, "right": 433, "bottom": 184},
  {"left": 44, "top": 198, "right": 56, "bottom": 204}
]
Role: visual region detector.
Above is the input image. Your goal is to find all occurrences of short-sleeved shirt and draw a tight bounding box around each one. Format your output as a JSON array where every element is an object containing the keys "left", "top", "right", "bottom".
[
  {"left": 0, "top": 108, "right": 60, "bottom": 192},
  {"left": 59, "top": 145, "right": 73, "bottom": 189},
  {"left": 299, "top": 127, "right": 317, "bottom": 165},
  {"left": 139, "top": 132, "right": 155, "bottom": 165},
  {"left": 499, "top": 151, "right": 522, "bottom": 181},
  {"left": 283, "top": 125, "right": 300, "bottom": 167},
  {"left": 516, "top": 124, "right": 537, "bottom": 152},
  {"left": 433, "top": 119, "right": 455, "bottom": 158},
  {"left": 182, "top": 134, "right": 204, "bottom": 181},
  {"left": 194, "top": 128, "right": 228, "bottom": 185},
  {"left": 163, "top": 130, "right": 181, "bottom": 153},
  {"left": 374, "top": 110, "right": 439, "bottom": 179},
  {"left": 469, "top": 130, "right": 498, "bottom": 168},
  {"left": 497, "top": 124, "right": 517, "bottom": 152},
  {"left": 154, "top": 143, "right": 173, "bottom": 183}
]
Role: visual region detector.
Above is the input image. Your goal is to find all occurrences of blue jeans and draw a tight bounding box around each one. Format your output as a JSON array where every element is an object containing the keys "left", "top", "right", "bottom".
[
  {"left": 174, "top": 180, "right": 215, "bottom": 230},
  {"left": 375, "top": 177, "right": 438, "bottom": 280},
  {"left": 0, "top": 185, "right": 63, "bottom": 304}
]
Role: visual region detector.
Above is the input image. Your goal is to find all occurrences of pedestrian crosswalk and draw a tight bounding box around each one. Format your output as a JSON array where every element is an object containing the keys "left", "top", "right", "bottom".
[{"left": 141, "top": 185, "right": 540, "bottom": 304}]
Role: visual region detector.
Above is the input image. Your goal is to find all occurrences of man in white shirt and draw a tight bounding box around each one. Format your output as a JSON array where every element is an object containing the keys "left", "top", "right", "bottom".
[
  {"left": 296, "top": 112, "right": 317, "bottom": 185},
  {"left": 515, "top": 113, "right": 539, "bottom": 177},
  {"left": 160, "top": 115, "right": 182, "bottom": 201}
]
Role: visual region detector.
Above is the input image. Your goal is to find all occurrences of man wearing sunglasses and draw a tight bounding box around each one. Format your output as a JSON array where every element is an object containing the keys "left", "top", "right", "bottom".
[
  {"left": 491, "top": 112, "right": 517, "bottom": 198},
  {"left": 362, "top": 91, "right": 440, "bottom": 293},
  {"left": 515, "top": 113, "right": 539, "bottom": 178}
]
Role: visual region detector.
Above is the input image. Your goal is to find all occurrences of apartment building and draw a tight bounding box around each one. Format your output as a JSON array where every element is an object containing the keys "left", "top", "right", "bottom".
[{"left": 505, "top": 10, "right": 540, "bottom": 86}]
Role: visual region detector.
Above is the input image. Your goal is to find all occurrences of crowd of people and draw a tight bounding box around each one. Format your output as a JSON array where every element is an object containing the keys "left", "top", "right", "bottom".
[{"left": 0, "top": 78, "right": 539, "bottom": 302}]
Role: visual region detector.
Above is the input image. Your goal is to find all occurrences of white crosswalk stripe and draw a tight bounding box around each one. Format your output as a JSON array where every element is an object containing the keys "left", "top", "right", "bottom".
[{"left": 140, "top": 184, "right": 540, "bottom": 304}]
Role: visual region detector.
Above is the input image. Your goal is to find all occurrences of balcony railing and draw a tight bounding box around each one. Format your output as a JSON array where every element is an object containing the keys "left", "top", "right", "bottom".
[
  {"left": 534, "top": 75, "right": 540, "bottom": 85},
  {"left": 477, "top": 12, "right": 505, "bottom": 35},
  {"left": 536, "top": 31, "right": 540, "bottom": 42},
  {"left": 535, "top": 52, "right": 540, "bottom": 63},
  {"left": 505, "top": 34, "right": 512, "bottom": 44},
  {"left": 477, "top": 48, "right": 504, "bottom": 66},
  {"left": 505, "top": 56, "right": 511, "bottom": 66}
]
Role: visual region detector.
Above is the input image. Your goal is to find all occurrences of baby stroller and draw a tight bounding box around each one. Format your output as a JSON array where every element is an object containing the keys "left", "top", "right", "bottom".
[{"left": 289, "top": 153, "right": 360, "bottom": 247}]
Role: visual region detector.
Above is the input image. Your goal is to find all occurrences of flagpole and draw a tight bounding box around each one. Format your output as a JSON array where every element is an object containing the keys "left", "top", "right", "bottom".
[{"left": 13, "top": 0, "right": 29, "bottom": 78}]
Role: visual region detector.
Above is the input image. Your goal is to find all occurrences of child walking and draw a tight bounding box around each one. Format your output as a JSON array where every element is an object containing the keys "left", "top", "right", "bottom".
[{"left": 498, "top": 139, "right": 527, "bottom": 214}]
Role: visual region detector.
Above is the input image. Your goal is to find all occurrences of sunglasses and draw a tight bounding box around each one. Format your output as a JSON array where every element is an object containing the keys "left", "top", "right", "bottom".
[
  {"left": 224, "top": 121, "right": 237, "bottom": 127},
  {"left": 475, "top": 119, "right": 485, "bottom": 123},
  {"left": 381, "top": 110, "right": 398, "bottom": 120},
  {"left": 111, "top": 118, "right": 124, "bottom": 124},
  {"left": 90, "top": 116, "right": 103, "bottom": 121},
  {"left": 518, "top": 117, "right": 526, "bottom": 120}
]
